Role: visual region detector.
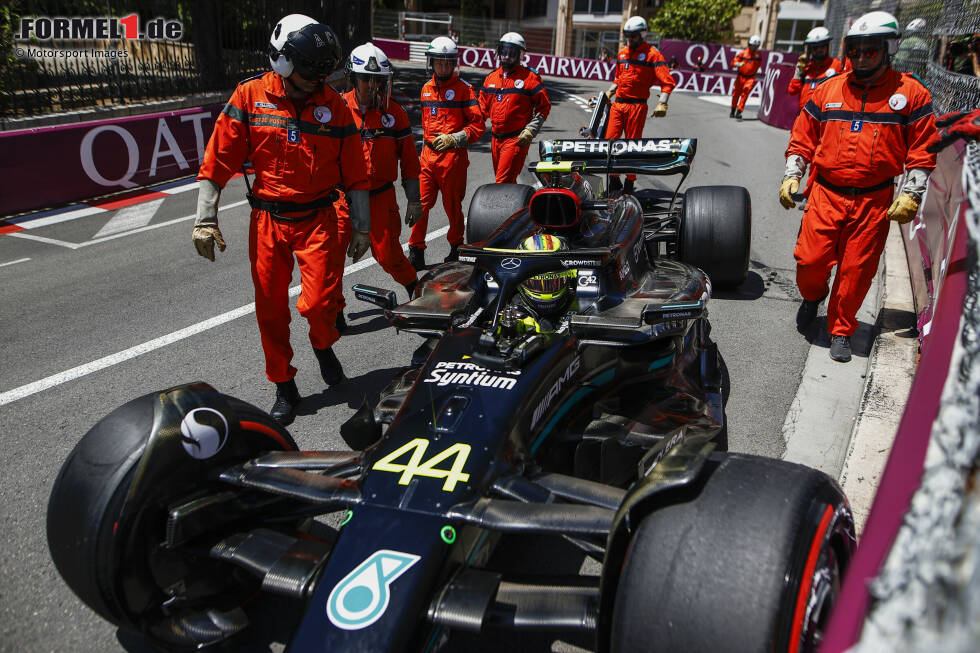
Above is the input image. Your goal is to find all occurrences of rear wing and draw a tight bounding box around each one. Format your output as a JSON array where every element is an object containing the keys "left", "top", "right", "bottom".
[{"left": 536, "top": 138, "right": 696, "bottom": 178}]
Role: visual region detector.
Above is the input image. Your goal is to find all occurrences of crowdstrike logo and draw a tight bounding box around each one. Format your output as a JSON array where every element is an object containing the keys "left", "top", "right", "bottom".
[{"left": 15, "top": 15, "right": 183, "bottom": 41}]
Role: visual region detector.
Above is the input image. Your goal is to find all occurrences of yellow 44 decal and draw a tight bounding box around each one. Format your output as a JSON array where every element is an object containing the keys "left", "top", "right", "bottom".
[{"left": 372, "top": 438, "right": 471, "bottom": 492}]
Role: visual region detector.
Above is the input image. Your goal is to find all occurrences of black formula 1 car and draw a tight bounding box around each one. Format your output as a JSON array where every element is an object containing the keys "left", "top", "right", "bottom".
[{"left": 48, "top": 137, "right": 855, "bottom": 653}]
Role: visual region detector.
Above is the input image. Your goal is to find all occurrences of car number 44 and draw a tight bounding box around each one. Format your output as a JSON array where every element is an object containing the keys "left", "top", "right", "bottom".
[{"left": 372, "top": 438, "right": 471, "bottom": 491}]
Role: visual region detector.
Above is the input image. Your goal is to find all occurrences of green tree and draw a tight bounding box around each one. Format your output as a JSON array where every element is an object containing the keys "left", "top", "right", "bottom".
[{"left": 651, "top": 0, "right": 742, "bottom": 43}]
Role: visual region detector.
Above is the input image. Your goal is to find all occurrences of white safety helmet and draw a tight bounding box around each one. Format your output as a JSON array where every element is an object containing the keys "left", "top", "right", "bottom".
[
  {"left": 804, "top": 27, "right": 831, "bottom": 46},
  {"left": 623, "top": 16, "right": 648, "bottom": 36},
  {"left": 846, "top": 10, "right": 901, "bottom": 55},
  {"left": 905, "top": 18, "right": 926, "bottom": 34},
  {"left": 499, "top": 32, "right": 526, "bottom": 50},
  {"left": 427, "top": 36, "right": 459, "bottom": 80},
  {"left": 268, "top": 14, "right": 341, "bottom": 79},
  {"left": 347, "top": 43, "right": 393, "bottom": 109},
  {"left": 748, "top": 34, "right": 762, "bottom": 48}
]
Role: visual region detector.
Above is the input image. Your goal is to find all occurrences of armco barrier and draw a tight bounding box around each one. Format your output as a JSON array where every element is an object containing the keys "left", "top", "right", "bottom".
[{"left": 0, "top": 104, "right": 223, "bottom": 216}]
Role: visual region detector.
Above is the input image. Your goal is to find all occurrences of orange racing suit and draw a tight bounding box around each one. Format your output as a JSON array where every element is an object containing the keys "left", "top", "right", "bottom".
[
  {"left": 786, "top": 68, "right": 936, "bottom": 337},
  {"left": 409, "top": 74, "right": 485, "bottom": 250},
  {"left": 730, "top": 47, "right": 762, "bottom": 112},
  {"left": 606, "top": 41, "right": 675, "bottom": 182},
  {"left": 198, "top": 71, "right": 368, "bottom": 383},
  {"left": 479, "top": 65, "right": 551, "bottom": 184},
  {"left": 787, "top": 57, "right": 843, "bottom": 111},
  {"left": 334, "top": 90, "right": 420, "bottom": 303}
]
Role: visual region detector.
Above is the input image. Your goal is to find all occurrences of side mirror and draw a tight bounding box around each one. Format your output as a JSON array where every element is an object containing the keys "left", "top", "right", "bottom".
[{"left": 353, "top": 284, "right": 397, "bottom": 311}]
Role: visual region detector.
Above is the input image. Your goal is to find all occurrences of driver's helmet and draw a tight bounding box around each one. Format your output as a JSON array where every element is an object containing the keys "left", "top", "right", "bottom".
[
  {"left": 268, "top": 14, "right": 342, "bottom": 80},
  {"left": 517, "top": 234, "right": 576, "bottom": 316}
]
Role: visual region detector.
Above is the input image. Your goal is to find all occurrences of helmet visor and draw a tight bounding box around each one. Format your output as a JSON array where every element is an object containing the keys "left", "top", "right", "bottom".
[
  {"left": 523, "top": 271, "right": 572, "bottom": 296},
  {"left": 293, "top": 55, "right": 334, "bottom": 80}
]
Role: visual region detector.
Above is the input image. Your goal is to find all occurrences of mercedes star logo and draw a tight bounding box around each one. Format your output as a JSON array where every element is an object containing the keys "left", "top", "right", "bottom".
[{"left": 501, "top": 258, "right": 521, "bottom": 270}]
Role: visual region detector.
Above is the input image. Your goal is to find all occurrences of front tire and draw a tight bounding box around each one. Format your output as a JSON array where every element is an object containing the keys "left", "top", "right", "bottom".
[
  {"left": 610, "top": 454, "right": 853, "bottom": 653},
  {"left": 47, "top": 385, "right": 298, "bottom": 649},
  {"left": 680, "top": 185, "right": 751, "bottom": 288}
]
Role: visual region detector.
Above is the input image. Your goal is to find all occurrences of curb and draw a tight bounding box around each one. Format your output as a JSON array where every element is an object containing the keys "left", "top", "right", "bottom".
[{"left": 782, "top": 221, "right": 917, "bottom": 534}]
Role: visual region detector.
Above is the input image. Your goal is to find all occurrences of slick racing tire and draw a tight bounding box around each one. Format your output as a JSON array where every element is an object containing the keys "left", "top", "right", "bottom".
[
  {"left": 466, "top": 183, "right": 535, "bottom": 244},
  {"left": 680, "top": 185, "right": 751, "bottom": 288},
  {"left": 610, "top": 454, "right": 853, "bottom": 653},
  {"left": 47, "top": 385, "right": 298, "bottom": 649}
]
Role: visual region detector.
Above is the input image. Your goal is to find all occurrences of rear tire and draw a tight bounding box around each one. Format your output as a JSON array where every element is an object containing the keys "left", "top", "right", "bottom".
[
  {"left": 610, "top": 454, "right": 853, "bottom": 653},
  {"left": 47, "top": 388, "right": 298, "bottom": 648},
  {"left": 466, "top": 183, "right": 535, "bottom": 244},
  {"left": 680, "top": 185, "right": 751, "bottom": 288}
]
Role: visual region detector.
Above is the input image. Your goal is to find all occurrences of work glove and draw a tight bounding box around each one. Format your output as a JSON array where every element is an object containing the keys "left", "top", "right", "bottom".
[
  {"left": 347, "top": 230, "right": 371, "bottom": 262},
  {"left": 451, "top": 130, "right": 468, "bottom": 148},
  {"left": 779, "top": 178, "right": 800, "bottom": 209},
  {"left": 517, "top": 128, "right": 534, "bottom": 147},
  {"left": 405, "top": 201, "right": 423, "bottom": 227},
  {"left": 652, "top": 102, "right": 668, "bottom": 117},
  {"left": 927, "top": 109, "right": 980, "bottom": 153},
  {"left": 887, "top": 193, "right": 920, "bottom": 224},
  {"left": 795, "top": 53, "right": 809, "bottom": 79},
  {"left": 431, "top": 133, "right": 455, "bottom": 151},
  {"left": 192, "top": 225, "right": 226, "bottom": 261}
]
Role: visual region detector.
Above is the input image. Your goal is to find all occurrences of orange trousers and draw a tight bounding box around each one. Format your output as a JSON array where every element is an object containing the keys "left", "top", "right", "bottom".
[
  {"left": 794, "top": 182, "right": 893, "bottom": 337},
  {"left": 492, "top": 135, "right": 531, "bottom": 184},
  {"left": 731, "top": 75, "right": 756, "bottom": 112},
  {"left": 248, "top": 208, "right": 342, "bottom": 383},
  {"left": 605, "top": 101, "right": 647, "bottom": 182},
  {"left": 411, "top": 148, "right": 469, "bottom": 249},
  {"left": 334, "top": 188, "right": 418, "bottom": 309}
]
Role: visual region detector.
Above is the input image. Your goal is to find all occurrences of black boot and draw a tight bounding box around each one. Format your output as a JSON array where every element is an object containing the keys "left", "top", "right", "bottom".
[
  {"left": 608, "top": 176, "right": 623, "bottom": 193},
  {"left": 623, "top": 179, "right": 635, "bottom": 195},
  {"left": 404, "top": 280, "right": 418, "bottom": 300},
  {"left": 408, "top": 246, "right": 425, "bottom": 271},
  {"left": 829, "top": 335, "right": 852, "bottom": 362},
  {"left": 729, "top": 107, "right": 736, "bottom": 118},
  {"left": 270, "top": 379, "right": 301, "bottom": 426},
  {"left": 444, "top": 244, "right": 460, "bottom": 263},
  {"left": 335, "top": 311, "right": 347, "bottom": 334},
  {"left": 314, "top": 346, "right": 345, "bottom": 386},
  {"left": 735, "top": 110, "right": 743, "bottom": 121}
]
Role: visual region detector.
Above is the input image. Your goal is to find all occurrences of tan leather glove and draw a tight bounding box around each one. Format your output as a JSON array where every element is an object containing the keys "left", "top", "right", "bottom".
[
  {"left": 795, "top": 53, "right": 809, "bottom": 79},
  {"left": 432, "top": 133, "right": 455, "bottom": 151},
  {"left": 347, "top": 230, "right": 371, "bottom": 262},
  {"left": 405, "top": 201, "right": 423, "bottom": 227},
  {"left": 652, "top": 102, "right": 668, "bottom": 117},
  {"left": 517, "top": 128, "right": 534, "bottom": 147},
  {"left": 192, "top": 225, "right": 226, "bottom": 261},
  {"left": 779, "top": 178, "right": 800, "bottom": 210},
  {"left": 887, "top": 193, "right": 920, "bottom": 224}
]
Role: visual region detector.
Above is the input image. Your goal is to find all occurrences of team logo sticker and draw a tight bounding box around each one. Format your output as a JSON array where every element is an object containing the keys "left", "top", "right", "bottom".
[
  {"left": 381, "top": 113, "right": 395, "bottom": 127},
  {"left": 501, "top": 257, "right": 521, "bottom": 269},
  {"left": 327, "top": 550, "right": 420, "bottom": 630},
  {"left": 514, "top": 78, "right": 524, "bottom": 89},
  {"left": 888, "top": 93, "right": 908, "bottom": 111},
  {"left": 445, "top": 89, "right": 455, "bottom": 100},
  {"left": 179, "top": 408, "right": 229, "bottom": 459},
  {"left": 638, "top": 53, "right": 646, "bottom": 61},
  {"left": 313, "top": 105, "right": 332, "bottom": 123}
]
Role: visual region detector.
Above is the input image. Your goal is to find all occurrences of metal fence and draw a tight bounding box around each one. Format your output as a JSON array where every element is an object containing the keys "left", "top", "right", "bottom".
[
  {"left": 825, "top": 0, "right": 980, "bottom": 113},
  {"left": 1, "top": 0, "right": 371, "bottom": 119}
]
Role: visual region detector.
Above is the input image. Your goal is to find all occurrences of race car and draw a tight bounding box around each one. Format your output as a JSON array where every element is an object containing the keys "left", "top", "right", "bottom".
[{"left": 47, "top": 138, "right": 854, "bottom": 653}]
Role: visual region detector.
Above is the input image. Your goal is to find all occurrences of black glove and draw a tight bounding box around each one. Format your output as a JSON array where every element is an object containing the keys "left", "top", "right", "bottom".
[{"left": 927, "top": 110, "right": 980, "bottom": 153}]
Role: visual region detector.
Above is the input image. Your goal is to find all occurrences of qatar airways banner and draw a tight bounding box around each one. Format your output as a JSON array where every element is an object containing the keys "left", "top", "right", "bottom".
[
  {"left": 758, "top": 62, "right": 804, "bottom": 130},
  {"left": 0, "top": 105, "right": 222, "bottom": 216},
  {"left": 376, "top": 37, "right": 799, "bottom": 119}
]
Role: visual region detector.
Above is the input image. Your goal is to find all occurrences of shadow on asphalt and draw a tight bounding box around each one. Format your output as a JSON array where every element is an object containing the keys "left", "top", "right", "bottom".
[
  {"left": 712, "top": 270, "right": 766, "bottom": 301},
  {"left": 297, "top": 365, "right": 405, "bottom": 414}
]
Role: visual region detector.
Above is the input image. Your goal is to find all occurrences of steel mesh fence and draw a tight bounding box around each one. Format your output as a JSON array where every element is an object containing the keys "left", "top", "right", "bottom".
[{"left": 826, "top": 0, "right": 980, "bottom": 112}]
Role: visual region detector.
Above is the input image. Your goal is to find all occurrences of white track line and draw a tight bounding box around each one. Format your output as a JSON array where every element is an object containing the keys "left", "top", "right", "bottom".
[
  {"left": 0, "top": 225, "right": 450, "bottom": 407},
  {"left": 0, "top": 257, "right": 30, "bottom": 267},
  {"left": 93, "top": 198, "right": 164, "bottom": 238}
]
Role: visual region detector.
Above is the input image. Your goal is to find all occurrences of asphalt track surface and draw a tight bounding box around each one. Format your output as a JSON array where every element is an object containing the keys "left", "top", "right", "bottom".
[{"left": 0, "top": 66, "right": 828, "bottom": 651}]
